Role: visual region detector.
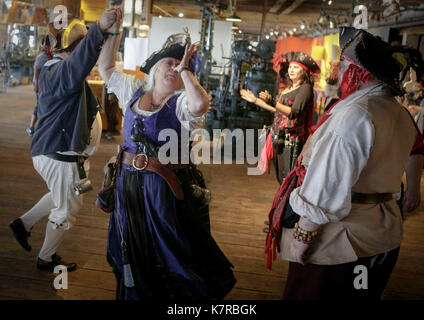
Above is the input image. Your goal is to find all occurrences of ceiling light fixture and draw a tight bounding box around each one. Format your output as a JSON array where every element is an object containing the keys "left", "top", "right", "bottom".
[
  {"left": 178, "top": 12, "right": 184, "bottom": 18},
  {"left": 226, "top": 0, "right": 242, "bottom": 22},
  {"left": 226, "top": 12, "right": 242, "bottom": 22}
]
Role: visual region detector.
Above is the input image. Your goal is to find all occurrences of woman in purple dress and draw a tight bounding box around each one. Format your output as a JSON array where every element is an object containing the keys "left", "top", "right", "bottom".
[{"left": 98, "top": 15, "right": 235, "bottom": 300}]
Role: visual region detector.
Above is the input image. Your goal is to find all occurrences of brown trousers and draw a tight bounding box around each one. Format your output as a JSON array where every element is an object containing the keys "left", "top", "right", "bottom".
[{"left": 283, "top": 247, "right": 400, "bottom": 300}]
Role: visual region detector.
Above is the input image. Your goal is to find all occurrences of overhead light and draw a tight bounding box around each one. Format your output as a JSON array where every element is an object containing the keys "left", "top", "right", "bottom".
[
  {"left": 238, "top": 30, "right": 242, "bottom": 34},
  {"left": 232, "top": 25, "right": 239, "bottom": 30},
  {"left": 270, "top": 31, "right": 274, "bottom": 36},
  {"left": 265, "top": 35, "right": 270, "bottom": 39},
  {"left": 178, "top": 12, "right": 184, "bottom": 18},
  {"left": 226, "top": 12, "right": 242, "bottom": 22},
  {"left": 328, "top": 0, "right": 332, "bottom": 5},
  {"left": 159, "top": 15, "right": 163, "bottom": 19},
  {"left": 274, "top": 30, "right": 279, "bottom": 36},
  {"left": 293, "top": 28, "right": 297, "bottom": 32}
]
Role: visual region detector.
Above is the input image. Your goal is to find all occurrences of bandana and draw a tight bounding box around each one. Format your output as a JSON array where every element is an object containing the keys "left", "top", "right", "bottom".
[{"left": 340, "top": 55, "right": 371, "bottom": 99}]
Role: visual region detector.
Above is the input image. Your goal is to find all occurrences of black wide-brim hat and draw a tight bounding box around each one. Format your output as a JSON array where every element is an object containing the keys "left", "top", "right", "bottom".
[
  {"left": 278, "top": 51, "right": 320, "bottom": 78},
  {"left": 339, "top": 27, "right": 403, "bottom": 96},
  {"left": 140, "top": 43, "right": 186, "bottom": 74}
]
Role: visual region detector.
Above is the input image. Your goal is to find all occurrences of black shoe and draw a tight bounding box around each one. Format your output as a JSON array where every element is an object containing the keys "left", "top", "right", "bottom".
[
  {"left": 36, "top": 254, "right": 77, "bottom": 272},
  {"left": 9, "top": 218, "right": 31, "bottom": 251}
]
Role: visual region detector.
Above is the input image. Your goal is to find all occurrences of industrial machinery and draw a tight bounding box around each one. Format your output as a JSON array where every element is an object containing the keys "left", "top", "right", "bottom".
[
  {"left": 0, "top": 24, "right": 38, "bottom": 89},
  {"left": 206, "top": 39, "right": 277, "bottom": 134}
]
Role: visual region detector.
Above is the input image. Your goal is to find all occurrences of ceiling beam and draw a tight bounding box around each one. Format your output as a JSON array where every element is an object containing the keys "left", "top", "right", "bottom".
[
  {"left": 281, "top": 0, "right": 306, "bottom": 15},
  {"left": 269, "top": 0, "right": 287, "bottom": 14}
]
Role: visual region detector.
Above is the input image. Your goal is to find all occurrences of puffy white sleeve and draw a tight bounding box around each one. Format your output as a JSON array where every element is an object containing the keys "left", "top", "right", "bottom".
[
  {"left": 289, "top": 109, "right": 375, "bottom": 225},
  {"left": 175, "top": 91, "right": 206, "bottom": 131},
  {"left": 106, "top": 70, "right": 144, "bottom": 114}
]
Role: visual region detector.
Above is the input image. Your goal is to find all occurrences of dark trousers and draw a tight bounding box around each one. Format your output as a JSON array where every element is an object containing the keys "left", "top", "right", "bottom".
[{"left": 283, "top": 247, "right": 400, "bottom": 300}]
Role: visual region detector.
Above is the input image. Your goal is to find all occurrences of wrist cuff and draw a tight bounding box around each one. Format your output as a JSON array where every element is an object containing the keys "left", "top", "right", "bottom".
[{"left": 178, "top": 66, "right": 191, "bottom": 75}]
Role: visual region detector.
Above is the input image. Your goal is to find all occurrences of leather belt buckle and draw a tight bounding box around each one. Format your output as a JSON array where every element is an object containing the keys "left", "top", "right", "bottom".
[{"left": 132, "top": 153, "right": 149, "bottom": 170}]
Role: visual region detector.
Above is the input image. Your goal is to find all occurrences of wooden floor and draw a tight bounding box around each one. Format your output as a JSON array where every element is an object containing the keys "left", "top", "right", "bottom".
[{"left": 1, "top": 85, "right": 424, "bottom": 300}]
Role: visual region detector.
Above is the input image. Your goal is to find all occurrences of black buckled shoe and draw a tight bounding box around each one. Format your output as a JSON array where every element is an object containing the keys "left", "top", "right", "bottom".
[
  {"left": 36, "top": 254, "right": 77, "bottom": 272},
  {"left": 9, "top": 218, "right": 31, "bottom": 251}
]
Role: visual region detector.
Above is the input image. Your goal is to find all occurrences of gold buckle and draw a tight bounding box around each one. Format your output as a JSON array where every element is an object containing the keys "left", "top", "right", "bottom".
[{"left": 132, "top": 153, "right": 149, "bottom": 170}]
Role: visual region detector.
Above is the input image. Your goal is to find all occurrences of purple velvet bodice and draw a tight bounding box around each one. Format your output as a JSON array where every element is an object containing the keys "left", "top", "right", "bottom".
[{"left": 121, "top": 88, "right": 182, "bottom": 155}]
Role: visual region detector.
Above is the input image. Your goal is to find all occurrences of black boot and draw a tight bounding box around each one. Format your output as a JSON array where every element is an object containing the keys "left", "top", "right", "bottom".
[
  {"left": 9, "top": 218, "right": 31, "bottom": 251},
  {"left": 36, "top": 253, "right": 77, "bottom": 272}
]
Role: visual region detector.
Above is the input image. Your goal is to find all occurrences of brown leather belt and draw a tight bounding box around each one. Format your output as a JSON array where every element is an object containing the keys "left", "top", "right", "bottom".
[
  {"left": 121, "top": 151, "right": 187, "bottom": 200},
  {"left": 351, "top": 192, "right": 393, "bottom": 204}
]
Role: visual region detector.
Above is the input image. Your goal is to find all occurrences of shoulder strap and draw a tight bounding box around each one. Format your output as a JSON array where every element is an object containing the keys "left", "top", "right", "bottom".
[{"left": 126, "top": 87, "right": 145, "bottom": 110}]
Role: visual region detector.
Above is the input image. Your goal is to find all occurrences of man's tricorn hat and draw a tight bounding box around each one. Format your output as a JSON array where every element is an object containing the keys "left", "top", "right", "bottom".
[
  {"left": 48, "top": 17, "right": 87, "bottom": 52},
  {"left": 276, "top": 51, "right": 320, "bottom": 78},
  {"left": 339, "top": 27, "right": 405, "bottom": 95}
]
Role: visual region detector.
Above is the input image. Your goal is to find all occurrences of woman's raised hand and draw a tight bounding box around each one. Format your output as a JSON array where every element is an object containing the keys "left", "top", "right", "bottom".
[
  {"left": 178, "top": 39, "right": 198, "bottom": 71},
  {"left": 240, "top": 89, "right": 257, "bottom": 104}
]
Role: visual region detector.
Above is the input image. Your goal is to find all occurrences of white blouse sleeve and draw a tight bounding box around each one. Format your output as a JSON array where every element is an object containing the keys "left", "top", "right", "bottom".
[
  {"left": 175, "top": 91, "right": 206, "bottom": 131},
  {"left": 289, "top": 108, "right": 375, "bottom": 225},
  {"left": 106, "top": 70, "right": 144, "bottom": 114}
]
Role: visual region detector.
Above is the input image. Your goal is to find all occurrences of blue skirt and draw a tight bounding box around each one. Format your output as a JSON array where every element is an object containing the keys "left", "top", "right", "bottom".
[{"left": 107, "top": 164, "right": 235, "bottom": 300}]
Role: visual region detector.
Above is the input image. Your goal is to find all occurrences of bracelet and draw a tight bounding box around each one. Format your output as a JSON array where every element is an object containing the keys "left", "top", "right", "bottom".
[
  {"left": 178, "top": 66, "right": 191, "bottom": 74},
  {"left": 293, "top": 222, "right": 318, "bottom": 244}
]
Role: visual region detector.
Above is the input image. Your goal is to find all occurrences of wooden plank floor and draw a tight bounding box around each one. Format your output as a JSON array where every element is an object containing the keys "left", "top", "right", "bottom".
[{"left": 1, "top": 85, "right": 424, "bottom": 300}]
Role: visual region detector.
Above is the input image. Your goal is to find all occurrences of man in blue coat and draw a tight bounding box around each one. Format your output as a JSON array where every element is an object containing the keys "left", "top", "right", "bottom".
[{"left": 9, "top": 9, "right": 118, "bottom": 271}]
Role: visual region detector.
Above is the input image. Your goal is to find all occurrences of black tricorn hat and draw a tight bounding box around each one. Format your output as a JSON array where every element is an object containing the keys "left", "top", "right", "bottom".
[
  {"left": 277, "top": 51, "right": 320, "bottom": 78},
  {"left": 140, "top": 43, "right": 186, "bottom": 74},
  {"left": 339, "top": 27, "right": 404, "bottom": 96}
]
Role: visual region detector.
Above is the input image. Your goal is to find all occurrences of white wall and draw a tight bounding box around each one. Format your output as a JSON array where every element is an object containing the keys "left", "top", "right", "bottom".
[{"left": 148, "top": 16, "right": 233, "bottom": 70}]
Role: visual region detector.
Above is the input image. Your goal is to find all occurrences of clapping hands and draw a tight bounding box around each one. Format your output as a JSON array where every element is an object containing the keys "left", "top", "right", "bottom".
[
  {"left": 240, "top": 89, "right": 257, "bottom": 104},
  {"left": 259, "top": 90, "right": 272, "bottom": 103}
]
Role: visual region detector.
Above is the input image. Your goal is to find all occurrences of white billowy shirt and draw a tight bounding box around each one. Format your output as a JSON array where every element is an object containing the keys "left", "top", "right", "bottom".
[
  {"left": 106, "top": 70, "right": 206, "bottom": 130},
  {"left": 278, "top": 83, "right": 418, "bottom": 265}
]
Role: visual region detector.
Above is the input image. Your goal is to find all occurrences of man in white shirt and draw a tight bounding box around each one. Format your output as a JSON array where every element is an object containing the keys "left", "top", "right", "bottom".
[{"left": 268, "top": 27, "right": 424, "bottom": 299}]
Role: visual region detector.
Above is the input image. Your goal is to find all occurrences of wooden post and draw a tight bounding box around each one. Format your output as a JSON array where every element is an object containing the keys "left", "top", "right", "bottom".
[{"left": 259, "top": 0, "right": 267, "bottom": 41}]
